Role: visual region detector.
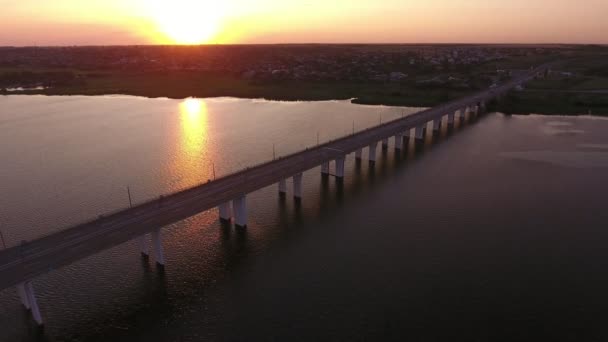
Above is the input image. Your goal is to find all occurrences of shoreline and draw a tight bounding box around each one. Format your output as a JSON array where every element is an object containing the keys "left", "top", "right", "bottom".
[
  {"left": 1, "top": 86, "right": 448, "bottom": 107},
  {"left": 3, "top": 88, "right": 607, "bottom": 116}
]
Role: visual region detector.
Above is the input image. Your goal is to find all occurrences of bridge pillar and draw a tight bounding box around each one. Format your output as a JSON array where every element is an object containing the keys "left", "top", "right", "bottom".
[
  {"left": 415, "top": 125, "right": 426, "bottom": 141},
  {"left": 219, "top": 202, "right": 232, "bottom": 222},
  {"left": 459, "top": 107, "right": 467, "bottom": 124},
  {"left": 403, "top": 129, "right": 412, "bottom": 146},
  {"left": 382, "top": 138, "right": 389, "bottom": 150},
  {"left": 447, "top": 112, "right": 455, "bottom": 130},
  {"left": 16, "top": 283, "right": 30, "bottom": 309},
  {"left": 151, "top": 228, "right": 165, "bottom": 267},
  {"left": 293, "top": 173, "right": 303, "bottom": 198},
  {"left": 233, "top": 195, "right": 248, "bottom": 228},
  {"left": 394, "top": 133, "right": 403, "bottom": 150},
  {"left": 368, "top": 142, "right": 378, "bottom": 163},
  {"left": 279, "top": 179, "right": 287, "bottom": 195},
  {"left": 23, "top": 281, "right": 43, "bottom": 325},
  {"left": 335, "top": 156, "right": 346, "bottom": 179},
  {"left": 321, "top": 162, "right": 330, "bottom": 175},
  {"left": 432, "top": 117, "right": 442, "bottom": 135},
  {"left": 139, "top": 234, "right": 150, "bottom": 257}
]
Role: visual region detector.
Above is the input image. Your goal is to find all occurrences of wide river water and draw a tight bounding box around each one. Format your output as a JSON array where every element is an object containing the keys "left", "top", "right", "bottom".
[{"left": 1, "top": 95, "right": 608, "bottom": 341}]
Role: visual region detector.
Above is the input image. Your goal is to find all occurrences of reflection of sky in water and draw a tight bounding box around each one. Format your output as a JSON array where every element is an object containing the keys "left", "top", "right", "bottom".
[
  {"left": 546, "top": 121, "right": 573, "bottom": 126},
  {"left": 2, "top": 101, "right": 608, "bottom": 341},
  {"left": 506, "top": 116, "right": 608, "bottom": 168},
  {"left": 501, "top": 151, "right": 608, "bottom": 168},
  {"left": 542, "top": 121, "right": 585, "bottom": 136},
  {"left": 578, "top": 143, "right": 608, "bottom": 150}
]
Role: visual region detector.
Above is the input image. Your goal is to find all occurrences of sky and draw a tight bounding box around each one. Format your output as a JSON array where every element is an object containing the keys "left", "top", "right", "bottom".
[{"left": 0, "top": 0, "right": 606, "bottom": 46}]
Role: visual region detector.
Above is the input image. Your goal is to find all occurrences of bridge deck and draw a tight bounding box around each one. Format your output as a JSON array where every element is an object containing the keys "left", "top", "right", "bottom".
[{"left": 0, "top": 66, "right": 548, "bottom": 291}]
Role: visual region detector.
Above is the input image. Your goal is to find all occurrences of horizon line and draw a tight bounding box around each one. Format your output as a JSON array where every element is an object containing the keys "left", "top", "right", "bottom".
[{"left": 2, "top": 42, "right": 607, "bottom": 48}]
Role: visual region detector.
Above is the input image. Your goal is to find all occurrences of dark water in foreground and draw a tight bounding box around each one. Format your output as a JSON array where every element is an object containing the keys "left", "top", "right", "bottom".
[{"left": 1, "top": 96, "right": 608, "bottom": 341}]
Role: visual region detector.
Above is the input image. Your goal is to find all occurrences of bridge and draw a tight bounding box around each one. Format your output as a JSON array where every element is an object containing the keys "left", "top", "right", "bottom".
[{"left": 0, "top": 65, "right": 551, "bottom": 326}]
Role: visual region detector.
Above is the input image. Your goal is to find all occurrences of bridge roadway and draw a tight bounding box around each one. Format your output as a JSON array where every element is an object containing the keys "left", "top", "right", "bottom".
[{"left": 0, "top": 64, "right": 550, "bottom": 292}]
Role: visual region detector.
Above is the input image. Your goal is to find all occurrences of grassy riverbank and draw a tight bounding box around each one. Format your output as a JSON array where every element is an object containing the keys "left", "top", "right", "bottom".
[
  {"left": 4, "top": 69, "right": 607, "bottom": 114},
  {"left": 491, "top": 58, "right": 608, "bottom": 116},
  {"left": 491, "top": 90, "right": 608, "bottom": 116},
  {"left": 0, "top": 69, "right": 476, "bottom": 107}
]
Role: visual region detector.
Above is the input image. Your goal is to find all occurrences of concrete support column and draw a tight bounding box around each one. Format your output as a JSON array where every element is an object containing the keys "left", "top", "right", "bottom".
[
  {"left": 219, "top": 202, "right": 232, "bottom": 222},
  {"left": 335, "top": 156, "right": 345, "bottom": 179},
  {"left": 355, "top": 148, "right": 362, "bottom": 160},
  {"left": 293, "top": 173, "right": 303, "bottom": 199},
  {"left": 151, "top": 228, "right": 165, "bottom": 266},
  {"left": 321, "top": 161, "right": 330, "bottom": 175},
  {"left": 447, "top": 112, "right": 455, "bottom": 131},
  {"left": 415, "top": 125, "right": 426, "bottom": 140},
  {"left": 24, "top": 281, "right": 43, "bottom": 325},
  {"left": 278, "top": 179, "right": 287, "bottom": 195},
  {"left": 394, "top": 133, "right": 403, "bottom": 150},
  {"left": 382, "top": 138, "right": 389, "bottom": 150},
  {"left": 403, "top": 129, "right": 412, "bottom": 146},
  {"left": 368, "top": 142, "right": 378, "bottom": 163},
  {"left": 460, "top": 107, "right": 467, "bottom": 121},
  {"left": 433, "top": 117, "right": 442, "bottom": 132},
  {"left": 139, "top": 234, "right": 150, "bottom": 257},
  {"left": 17, "top": 283, "right": 30, "bottom": 309},
  {"left": 233, "top": 195, "right": 247, "bottom": 228}
]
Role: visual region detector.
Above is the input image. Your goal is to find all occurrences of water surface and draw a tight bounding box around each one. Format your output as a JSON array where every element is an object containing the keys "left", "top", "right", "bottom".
[{"left": 1, "top": 95, "right": 607, "bottom": 341}]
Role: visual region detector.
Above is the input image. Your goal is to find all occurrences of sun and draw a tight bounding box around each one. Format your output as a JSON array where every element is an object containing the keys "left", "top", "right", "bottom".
[{"left": 147, "top": 0, "right": 226, "bottom": 44}]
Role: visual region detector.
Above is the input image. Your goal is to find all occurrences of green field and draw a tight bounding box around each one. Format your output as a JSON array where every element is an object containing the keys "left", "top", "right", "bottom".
[
  {"left": 0, "top": 69, "right": 478, "bottom": 107},
  {"left": 491, "top": 90, "right": 608, "bottom": 115}
]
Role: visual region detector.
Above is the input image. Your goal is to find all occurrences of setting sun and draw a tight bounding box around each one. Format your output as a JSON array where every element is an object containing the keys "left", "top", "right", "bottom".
[{"left": 147, "top": 0, "right": 226, "bottom": 44}]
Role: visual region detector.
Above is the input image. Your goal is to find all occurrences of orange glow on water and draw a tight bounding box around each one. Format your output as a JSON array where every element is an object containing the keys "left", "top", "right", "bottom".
[
  {"left": 180, "top": 98, "right": 208, "bottom": 158},
  {"left": 168, "top": 97, "right": 213, "bottom": 189}
]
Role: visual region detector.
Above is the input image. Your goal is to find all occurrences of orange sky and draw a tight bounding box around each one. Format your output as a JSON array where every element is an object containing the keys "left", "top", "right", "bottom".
[{"left": 0, "top": 0, "right": 606, "bottom": 46}]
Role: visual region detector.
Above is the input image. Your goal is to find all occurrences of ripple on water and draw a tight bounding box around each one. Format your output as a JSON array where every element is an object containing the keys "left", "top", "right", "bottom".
[{"left": 501, "top": 150, "right": 608, "bottom": 168}]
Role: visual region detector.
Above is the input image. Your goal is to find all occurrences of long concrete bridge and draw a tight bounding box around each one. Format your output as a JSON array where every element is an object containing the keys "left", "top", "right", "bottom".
[{"left": 0, "top": 64, "right": 551, "bottom": 326}]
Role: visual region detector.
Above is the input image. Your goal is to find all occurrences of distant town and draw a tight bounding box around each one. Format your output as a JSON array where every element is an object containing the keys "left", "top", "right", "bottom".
[{"left": 0, "top": 45, "right": 555, "bottom": 86}]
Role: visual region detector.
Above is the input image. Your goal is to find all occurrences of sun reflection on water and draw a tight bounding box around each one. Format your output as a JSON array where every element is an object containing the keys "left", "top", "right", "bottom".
[
  {"left": 171, "top": 98, "right": 212, "bottom": 188},
  {"left": 180, "top": 98, "right": 208, "bottom": 158}
]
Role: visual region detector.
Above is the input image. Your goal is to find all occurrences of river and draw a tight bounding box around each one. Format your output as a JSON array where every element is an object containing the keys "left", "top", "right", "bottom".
[{"left": 1, "top": 95, "right": 607, "bottom": 341}]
